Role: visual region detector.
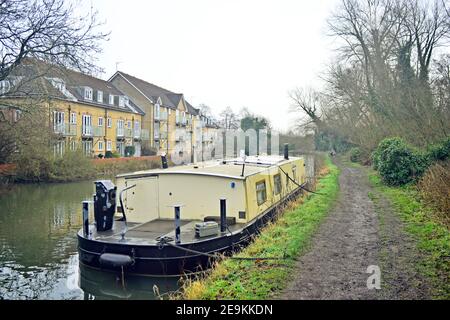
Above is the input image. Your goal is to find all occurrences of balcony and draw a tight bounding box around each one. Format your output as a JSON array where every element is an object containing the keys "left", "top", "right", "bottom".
[
  {"left": 155, "top": 111, "right": 168, "bottom": 122},
  {"left": 65, "top": 124, "right": 77, "bottom": 136},
  {"left": 53, "top": 123, "right": 65, "bottom": 135},
  {"left": 93, "top": 126, "right": 105, "bottom": 137},
  {"left": 141, "top": 129, "right": 150, "bottom": 140},
  {"left": 154, "top": 131, "right": 168, "bottom": 140},
  {"left": 82, "top": 125, "right": 93, "bottom": 137},
  {"left": 125, "top": 128, "right": 133, "bottom": 138}
]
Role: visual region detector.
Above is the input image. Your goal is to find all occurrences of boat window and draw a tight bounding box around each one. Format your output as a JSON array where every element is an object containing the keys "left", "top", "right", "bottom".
[
  {"left": 256, "top": 180, "right": 267, "bottom": 205},
  {"left": 292, "top": 165, "right": 297, "bottom": 182},
  {"left": 274, "top": 174, "right": 282, "bottom": 195}
]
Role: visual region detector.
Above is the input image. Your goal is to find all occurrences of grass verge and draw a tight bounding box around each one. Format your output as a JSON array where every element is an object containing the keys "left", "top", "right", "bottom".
[
  {"left": 177, "top": 156, "right": 340, "bottom": 300},
  {"left": 368, "top": 173, "right": 450, "bottom": 299}
]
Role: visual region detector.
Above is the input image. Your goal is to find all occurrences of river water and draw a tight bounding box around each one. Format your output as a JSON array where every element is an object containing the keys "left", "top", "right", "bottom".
[{"left": 0, "top": 181, "right": 178, "bottom": 300}]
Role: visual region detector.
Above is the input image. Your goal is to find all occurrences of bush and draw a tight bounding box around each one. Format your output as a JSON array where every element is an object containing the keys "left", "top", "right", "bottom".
[
  {"left": 418, "top": 161, "right": 450, "bottom": 227},
  {"left": 427, "top": 137, "right": 450, "bottom": 162},
  {"left": 105, "top": 151, "right": 120, "bottom": 158},
  {"left": 350, "top": 147, "right": 362, "bottom": 163},
  {"left": 374, "top": 137, "right": 428, "bottom": 186},
  {"left": 50, "top": 150, "right": 95, "bottom": 181},
  {"left": 105, "top": 151, "right": 113, "bottom": 158}
]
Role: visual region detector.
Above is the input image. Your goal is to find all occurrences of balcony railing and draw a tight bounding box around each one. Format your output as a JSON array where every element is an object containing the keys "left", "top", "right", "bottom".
[
  {"left": 53, "top": 123, "right": 65, "bottom": 135},
  {"left": 125, "top": 128, "right": 133, "bottom": 138},
  {"left": 82, "top": 125, "right": 92, "bottom": 137},
  {"left": 93, "top": 126, "right": 105, "bottom": 137},
  {"left": 65, "top": 124, "right": 77, "bottom": 136},
  {"left": 141, "top": 129, "right": 150, "bottom": 140},
  {"left": 155, "top": 111, "right": 168, "bottom": 121}
]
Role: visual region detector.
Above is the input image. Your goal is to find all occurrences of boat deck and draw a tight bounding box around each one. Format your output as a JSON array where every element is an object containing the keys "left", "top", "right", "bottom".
[{"left": 83, "top": 219, "right": 246, "bottom": 246}]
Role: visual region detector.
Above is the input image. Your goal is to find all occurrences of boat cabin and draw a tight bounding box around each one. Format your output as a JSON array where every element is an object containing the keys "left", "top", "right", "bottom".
[{"left": 115, "top": 155, "right": 306, "bottom": 225}]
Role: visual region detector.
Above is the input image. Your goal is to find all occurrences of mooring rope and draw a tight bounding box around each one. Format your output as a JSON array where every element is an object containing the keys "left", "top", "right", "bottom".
[
  {"left": 156, "top": 236, "right": 289, "bottom": 261},
  {"left": 278, "top": 166, "right": 325, "bottom": 195}
]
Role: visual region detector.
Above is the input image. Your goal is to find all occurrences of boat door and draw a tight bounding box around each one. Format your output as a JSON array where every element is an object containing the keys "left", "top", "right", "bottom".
[{"left": 124, "top": 176, "right": 159, "bottom": 223}]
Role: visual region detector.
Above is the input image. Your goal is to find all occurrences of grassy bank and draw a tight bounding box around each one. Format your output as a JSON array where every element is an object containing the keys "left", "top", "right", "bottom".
[
  {"left": 178, "top": 156, "right": 340, "bottom": 300},
  {"left": 368, "top": 173, "right": 450, "bottom": 299}
]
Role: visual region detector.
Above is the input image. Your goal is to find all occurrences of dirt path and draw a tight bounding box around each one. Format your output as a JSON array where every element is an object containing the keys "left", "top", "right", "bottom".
[{"left": 280, "top": 158, "right": 431, "bottom": 300}]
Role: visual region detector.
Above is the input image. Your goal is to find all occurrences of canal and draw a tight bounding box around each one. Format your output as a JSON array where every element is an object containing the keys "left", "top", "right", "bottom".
[{"left": 0, "top": 181, "right": 178, "bottom": 300}]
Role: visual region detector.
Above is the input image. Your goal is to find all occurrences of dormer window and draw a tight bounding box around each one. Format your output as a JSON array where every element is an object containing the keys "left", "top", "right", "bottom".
[
  {"left": 124, "top": 96, "right": 129, "bottom": 106},
  {"left": 109, "top": 94, "right": 114, "bottom": 105},
  {"left": 119, "top": 96, "right": 125, "bottom": 107},
  {"left": 97, "top": 91, "right": 103, "bottom": 103},
  {"left": 84, "top": 87, "right": 93, "bottom": 101}
]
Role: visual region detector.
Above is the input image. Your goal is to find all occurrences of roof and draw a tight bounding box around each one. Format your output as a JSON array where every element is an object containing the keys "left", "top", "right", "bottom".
[
  {"left": 1, "top": 59, "right": 145, "bottom": 115},
  {"left": 111, "top": 71, "right": 197, "bottom": 114},
  {"left": 117, "top": 156, "right": 302, "bottom": 180}
]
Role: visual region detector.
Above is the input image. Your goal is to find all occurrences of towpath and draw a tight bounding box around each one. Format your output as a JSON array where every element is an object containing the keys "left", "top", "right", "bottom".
[{"left": 279, "top": 158, "right": 431, "bottom": 300}]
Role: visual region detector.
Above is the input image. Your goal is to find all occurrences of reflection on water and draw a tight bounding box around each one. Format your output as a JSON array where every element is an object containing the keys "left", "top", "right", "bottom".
[{"left": 0, "top": 181, "right": 179, "bottom": 300}]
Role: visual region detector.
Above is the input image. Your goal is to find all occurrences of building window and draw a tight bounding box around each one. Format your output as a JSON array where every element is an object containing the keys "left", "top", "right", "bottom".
[
  {"left": 82, "top": 114, "right": 92, "bottom": 136},
  {"left": 274, "top": 174, "right": 282, "bottom": 195},
  {"left": 97, "top": 90, "right": 103, "bottom": 103},
  {"left": 154, "top": 104, "right": 160, "bottom": 119},
  {"left": 84, "top": 87, "right": 93, "bottom": 101},
  {"left": 107, "top": 117, "right": 112, "bottom": 128},
  {"left": 53, "top": 111, "right": 65, "bottom": 133},
  {"left": 98, "top": 141, "right": 104, "bottom": 151},
  {"left": 106, "top": 140, "right": 112, "bottom": 151},
  {"left": 70, "top": 140, "right": 77, "bottom": 151},
  {"left": 70, "top": 112, "right": 77, "bottom": 124},
  {"left": 127, "top": 120, "right": 132, "bottom": 128},
  {"left": 0, "top": 80, "right": 10, "bottom": 94},
  {"left": 82, "top": 140, "right": 93, "bottom": 156},
  {"left": 98, "top": 117, "right": 104, "bottom": 127},
  {"left": 109, "top": 94, "right": 114, "bottom": 105},
  {"left": 53, "top": 141, "right": 65, "bottom": 157},
  {"left": 256, "top": 180, "right": 267, "bottom": 206},
  {"left": 119, "top": 96, "right": 125, "bottom": 107}
]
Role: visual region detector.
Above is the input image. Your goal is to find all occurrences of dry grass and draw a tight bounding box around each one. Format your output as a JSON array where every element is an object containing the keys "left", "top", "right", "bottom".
[{"left": 417, "top": 160, "right": 450, "bottom": 228}]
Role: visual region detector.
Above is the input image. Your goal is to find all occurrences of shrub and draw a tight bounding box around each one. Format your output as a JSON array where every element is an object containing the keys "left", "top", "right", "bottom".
[
  {"left": 105, "top": 151, "right": 114, "bottom": 158},
  {"left": 418, "top": 161, "right": 450, "bottom": 227},
  {"left": 350, "top": 147, "right": 362, "bottom": 163},
  {"left": 374, "top": 137, "right": 428, "bottom": 186},
  {"left": 427, "top": 137, "right": 450, "bottom": 162},
  {"left": 50, "top": 150, "right": 95, "bottom": 181}
]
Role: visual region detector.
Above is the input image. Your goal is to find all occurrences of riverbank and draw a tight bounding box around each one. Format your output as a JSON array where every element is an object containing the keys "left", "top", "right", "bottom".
[
  {"left": 0, "top": 155, "right": 162, "bottom": 184},
  {"left": 177, "top": 156, "right": 340, "bottom": 300}
]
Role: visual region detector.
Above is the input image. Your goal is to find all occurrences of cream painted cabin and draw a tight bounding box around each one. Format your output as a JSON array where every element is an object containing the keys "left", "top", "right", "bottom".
[{"left": 115, "top": 156, "right": 306, "bottom": 224}]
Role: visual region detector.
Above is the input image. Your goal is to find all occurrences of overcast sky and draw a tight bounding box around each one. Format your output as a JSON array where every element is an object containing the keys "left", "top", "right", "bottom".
[{"left": 90, "top": 0, "right": 341, "bottom": 131}]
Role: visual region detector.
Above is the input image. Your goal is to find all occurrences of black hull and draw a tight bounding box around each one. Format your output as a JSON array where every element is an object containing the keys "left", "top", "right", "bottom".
[{"left": 78, "top": 188, "right": 302, "bottom": 276}]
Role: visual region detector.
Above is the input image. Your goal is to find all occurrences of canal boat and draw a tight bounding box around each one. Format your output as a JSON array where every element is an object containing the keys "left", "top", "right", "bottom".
[{"left": 77, "top": 151, "right": 306, "bottom": 276}]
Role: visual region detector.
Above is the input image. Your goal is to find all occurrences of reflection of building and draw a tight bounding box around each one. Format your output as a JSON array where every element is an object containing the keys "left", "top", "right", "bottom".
[
  {"left": 109, "top": 72, "right": 219, "bottom": 161},
  {"left": 0, "top": 60, "right": 146, "bottom": 157}
]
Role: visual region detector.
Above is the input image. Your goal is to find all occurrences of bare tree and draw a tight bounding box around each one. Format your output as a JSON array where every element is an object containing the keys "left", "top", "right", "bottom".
[
  {"left": 0, "top": 0, "right": 108, "bottom": 87},
  {"left": 219, "top": 107, "right": 239, "bottom": 130}
]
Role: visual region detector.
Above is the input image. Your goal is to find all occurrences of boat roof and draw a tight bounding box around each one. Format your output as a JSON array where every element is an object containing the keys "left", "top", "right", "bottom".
[{"left": 117, "top": 155, "right": 303, "bottom": 180}]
